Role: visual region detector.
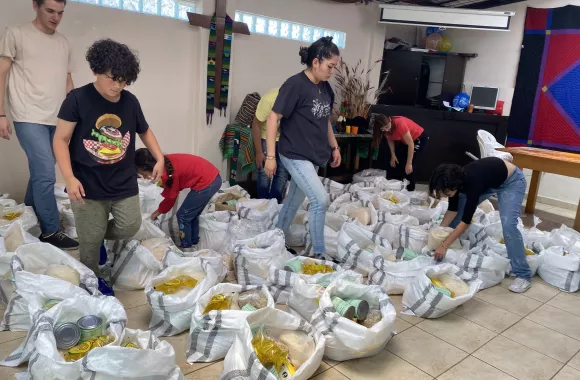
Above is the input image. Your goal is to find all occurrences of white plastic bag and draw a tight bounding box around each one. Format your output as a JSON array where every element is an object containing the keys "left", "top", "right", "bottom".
[
  {"left": 286, "top": 210, "right": 308, "bottom": 247},
  {"left": 236, "top": 199, "right": 279, "bottom": 232},
  {"left": 320, "top": 177, "right": 345, "bottom": 195},
  {"left": 550, "top": 225, "right": 580, "bottom": 251},
  {"left": 336, "top": 200, "right": 379, "bottom": 231},
  {"left": 0, "top": 203, "right": 38, "bottom": 232},
  {"left": 368, "top": 255, "right": 435, "bottom": 295},
  {"left": 352, "top": 169, "right": 386, "bottom": 183},
  {"left": 199, "top": 211, "right": 239, "bottom": 253},
  {"left": 268, "top": 256, "right": 342, "bottom": 303},
  {"left": 234, "top": 229, "right": 293, "bottom": 286},
  {"left": 335, "top": 222, "right": 392, "bottom": 275},
  {"left": 107, "top": 218, "right": 167, "bottom": 290},
  {"left": 1, "top": 295, "right": 126, "bottom": 370},
  {"left": 374, "top": 178, "right": 406, "bottom": 191},
  {"left": 163, "top": 249, "right": 228, "bottom": 283},
  {"left": 523, "top": 217, "right": 552, "bottom": 248},
  {"left": 409, "top": 200, "right": 444, "bottom": 224},
  {"left": 402, "top": 264, "right": 482, "bottom": 318},
  {"left": 187, "top": 283, "right": 275, "bottom": 363},
  {"left": 375, "top": 191, "right": 410, "bottom": 215},
  {"left": 311, "top": 280, "right": 396, "bottom": 361},
  {"left": 376, "top": 211, "right": 419, "bottom": 227},
  {"left": 53, "top": 183, "right": 69, "bottom": 202},
  {"left": 456, "top": 246, "right": 510, "bottom": 289},
  {"left": 208, "top": 184, "right": 251, "bottom": 213},
  {"left": 538, "top": 246, "right": 580, "bottom": 292},
  {"left": 288, "top": 271, "right": 363, "bottom": 322},
  {"left": 220, "top": 308, "right": 325, "bottom": 380},
  {"left": 327, "top": 192, "right": 358, "bottom": 213},
  {"left": 1, "top": 243, "right": 98, "bottom": 331},
  {"left": 0, "top": 221, "right": 39, "bottom": 305},
  {"left": 374, "top": 223, "right": 430, "bottom": 253},
  {"left": 302, "top": 212, "right": 348, "bottom": 258},
  {"left": 146, "top": 259, "right": 219, "bottom": 336},
  {"left": 57, "top": 199, "right": 77, "bottom": 239},
  {"left": 138, "top": 178, "right": 164, "bottom": 214}
]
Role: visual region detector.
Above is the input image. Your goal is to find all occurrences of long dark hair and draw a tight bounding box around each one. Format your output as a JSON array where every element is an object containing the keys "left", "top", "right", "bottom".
[
  {"left": 371, "top": 114, "right": 393, "bottom": 149},
  {"left": 429, "top": 164, "right": 466, "bottom": 199},
  {"left": 134, "top": 148, "right": 175, "bottom": 188},
  {"left": 299, "top": 36, "right": 340, "bottom": 67}
]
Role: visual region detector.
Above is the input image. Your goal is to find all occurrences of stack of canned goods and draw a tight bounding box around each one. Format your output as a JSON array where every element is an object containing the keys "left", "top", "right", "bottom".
[{"left": 54, "top": 315, "right": 104, "bottom": 350}]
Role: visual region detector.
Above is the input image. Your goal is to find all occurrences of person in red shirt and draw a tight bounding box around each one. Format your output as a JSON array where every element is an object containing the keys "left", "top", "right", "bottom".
[
  {"left": 372, "top": 114, "right": 428, "bottom": 191},
  {"left": 135, "top": 148, "right": 221, "bottom": 249}
]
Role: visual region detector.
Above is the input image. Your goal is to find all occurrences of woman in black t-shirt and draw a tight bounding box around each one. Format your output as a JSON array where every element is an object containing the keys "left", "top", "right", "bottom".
[
  {"left": 263, "top": 37, "right": 341, "bottom": 257},
  {"left": 429, "top": 157, "right": 532, "bottom": 294}
]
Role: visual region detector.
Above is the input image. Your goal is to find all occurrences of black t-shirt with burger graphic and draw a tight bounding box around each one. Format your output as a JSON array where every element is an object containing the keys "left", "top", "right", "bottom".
[{"left": 58, "top": 83, "right": 149, "bottom": 200}]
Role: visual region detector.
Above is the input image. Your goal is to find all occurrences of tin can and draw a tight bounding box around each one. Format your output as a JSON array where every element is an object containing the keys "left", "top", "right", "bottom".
[
  {"left": 77, "top": 315, "right": 104, "bottom": 342},
  {"left": 54, "top": 322, "right": 81, "bottom": 350},
  {"left": 283, "top": 258, "right": 303, "bottom": 273}
]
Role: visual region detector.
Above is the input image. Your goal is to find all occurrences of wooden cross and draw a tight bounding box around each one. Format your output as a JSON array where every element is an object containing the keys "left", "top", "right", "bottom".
[{"left": 187, "top": 0, "right": 250, "bottom": 110}]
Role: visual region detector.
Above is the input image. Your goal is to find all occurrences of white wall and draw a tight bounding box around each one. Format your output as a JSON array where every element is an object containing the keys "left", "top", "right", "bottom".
[
  {"left": 229, "top": 0, "right": 386, "bottom": 119},
  {"left": 443, "top": 0, "right": 580, "bottom": 208}
]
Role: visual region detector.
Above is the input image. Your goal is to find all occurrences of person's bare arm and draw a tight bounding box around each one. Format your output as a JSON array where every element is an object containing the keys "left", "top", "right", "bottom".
[
  {"left": 264, "top": 111, "right": 282, "bottom": 178},
  {"left": 434, "top": 221, "right": 469, "bottom": 260},
  {"left": 138, "top": 128, "right": 165, "bottom": 183},
  {"left": 54, "top": 119, "right": 85, "bottom": 203},
  {"left": 0, "top": 57, "right": 13, "bottom": 140},
  {"left": 251, "top": 116, "right": 265, "bottom": 169},
  {"left": 66, "top": 73, "right": 74, "bottom": 94},
  {"left": 402, "top": 131, "right": 415, "bottom": 174},
  {"left": 328, "top": 122, "right": 341, "bottom": 168}
]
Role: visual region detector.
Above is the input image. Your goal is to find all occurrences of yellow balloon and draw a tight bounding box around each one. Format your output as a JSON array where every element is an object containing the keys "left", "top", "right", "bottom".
[{"left": 440, "top": 36, "right": 452, "bottom": 52}]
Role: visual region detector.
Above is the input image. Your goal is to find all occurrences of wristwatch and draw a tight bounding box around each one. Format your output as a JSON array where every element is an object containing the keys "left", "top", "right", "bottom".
[{"left": 331, "top": 146, "right": 340, "bottom": 151}]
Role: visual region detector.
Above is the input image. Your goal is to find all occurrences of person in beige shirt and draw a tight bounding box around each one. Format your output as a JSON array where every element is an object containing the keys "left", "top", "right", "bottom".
[{"left": 0, "top": 0, "right": 78, "bottom": 250}]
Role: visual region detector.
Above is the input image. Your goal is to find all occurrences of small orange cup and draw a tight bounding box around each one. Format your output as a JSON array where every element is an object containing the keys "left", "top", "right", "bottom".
[{"left": 351, "top": 126, "right": 359, "bottom": 135}]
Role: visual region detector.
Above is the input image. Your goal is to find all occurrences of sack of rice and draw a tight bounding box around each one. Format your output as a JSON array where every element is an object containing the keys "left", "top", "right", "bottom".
[
  {"left": 335, "top": 222, "right": 392, "bottom": 275},
  {"left": 538, "top": 246, "right": 580, "bottom": 292},
  {"left": 302, "top": 212, "right": 349, "bottom": 259},
  {"left": 456, "top": 246, "right": 510, "bottom": 289}
]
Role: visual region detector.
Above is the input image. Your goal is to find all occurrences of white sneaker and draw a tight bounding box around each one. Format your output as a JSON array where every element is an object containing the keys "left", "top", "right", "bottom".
[{"left": 509, "top": 277, "right": 531, "bottom": 293}]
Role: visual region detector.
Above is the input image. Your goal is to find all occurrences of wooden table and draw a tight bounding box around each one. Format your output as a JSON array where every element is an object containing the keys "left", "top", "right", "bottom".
[{"left": 498, "top": 147, "right": 580, "bottom": 231}]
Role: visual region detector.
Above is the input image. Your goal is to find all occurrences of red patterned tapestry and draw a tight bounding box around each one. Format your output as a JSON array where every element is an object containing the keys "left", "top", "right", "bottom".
[{"left": 508, "top": 6, "right": 580, "bottom": 153}]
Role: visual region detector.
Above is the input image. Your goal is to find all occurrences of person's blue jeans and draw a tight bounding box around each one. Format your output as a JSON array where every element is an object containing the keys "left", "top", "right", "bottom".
[
  {"left": 276, "top": 154, "right": 328, "bottom": 254},
  {"left": 257, "top": 139, "right": 290, "bottom": 203},
  {"left": 177, "top": 174, "right": 222, "bottom": 248},
  {"left": 14, "top": 122, "right": 60, "bottom": 234},
  {"left": 450, "top": 167, "right": 531, "bottom": 280}
]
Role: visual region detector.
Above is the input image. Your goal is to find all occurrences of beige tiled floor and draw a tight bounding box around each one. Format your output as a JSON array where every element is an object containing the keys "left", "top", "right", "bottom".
[
  {"left": 1, "top": 203, "right": 579, "bottom": 379},
  {"left": 2, "top": 275, "right": 580, "bottom": 380}
]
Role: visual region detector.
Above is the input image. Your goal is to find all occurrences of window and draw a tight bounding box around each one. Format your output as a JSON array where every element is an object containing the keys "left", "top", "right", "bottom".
[
  {"left": 71, "top": 0, "right": 195, "bottom": 21},
  {"left": 234, "top": 11, "right": 346, "bottom": 48}
]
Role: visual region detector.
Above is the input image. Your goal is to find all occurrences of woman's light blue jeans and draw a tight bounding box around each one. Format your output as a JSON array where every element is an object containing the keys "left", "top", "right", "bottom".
[
  {"left": 450, "top": 167, "right": 532, "bottom": 280},
  {"left": 276, "top": 154, "right": 329, "bottom": 255}
]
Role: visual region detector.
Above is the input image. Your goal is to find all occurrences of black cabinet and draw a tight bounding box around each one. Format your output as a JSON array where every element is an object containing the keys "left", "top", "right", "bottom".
[
  {"left": 371, "top": 105, "right": 508, "bottom": 183},
  {"left": 378, "top": 50, "right": 473, "bottom": 107}
]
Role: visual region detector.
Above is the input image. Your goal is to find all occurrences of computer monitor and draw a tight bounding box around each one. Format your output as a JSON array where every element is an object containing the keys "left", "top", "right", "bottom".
[{"left": 471, "top": 86, "right": 499, "bottom": 110}]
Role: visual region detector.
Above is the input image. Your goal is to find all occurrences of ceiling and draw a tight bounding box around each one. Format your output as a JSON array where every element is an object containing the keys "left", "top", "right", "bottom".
[{"left": 368, "top": 0, "right": 525, "bottom": 9}]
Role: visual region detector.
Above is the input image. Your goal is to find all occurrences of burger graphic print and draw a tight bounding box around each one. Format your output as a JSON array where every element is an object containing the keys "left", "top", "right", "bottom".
[{"left": 83, "top": 114, "right": 131, "bottom": 164}]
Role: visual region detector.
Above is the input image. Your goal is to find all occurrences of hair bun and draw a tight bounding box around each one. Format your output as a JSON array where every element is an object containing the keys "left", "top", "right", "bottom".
[
  {"left": 321, "top": 36, "right": 334, "bottom": 45},
  {"left": 299, "top": 46, "right": 309, "bottom": 65}
]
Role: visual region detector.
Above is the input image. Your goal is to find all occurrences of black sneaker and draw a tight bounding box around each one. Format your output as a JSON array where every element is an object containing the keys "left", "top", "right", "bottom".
[
  {"left": 98, "top": 277, "right": 115, "bottom": 297},
  {"left": 40, "top": 231, "right": 79, "bottom": 250}
]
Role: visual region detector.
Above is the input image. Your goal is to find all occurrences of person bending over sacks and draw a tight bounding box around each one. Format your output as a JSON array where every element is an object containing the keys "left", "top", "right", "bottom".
[
  {"left": 371, "top": 114, "right": 428, "bottom": 191},
  {"left": 135, "top": 149, "right": 221, "bottom": 251},
  {"left": 54, "top": 39, "right": 165, "bottom": 296},
  {"left": 264, "top": 36, "right": 341, "bottom": 257},
  {"left": 429, "top": 157, "right": 532, "bottom": 293}
]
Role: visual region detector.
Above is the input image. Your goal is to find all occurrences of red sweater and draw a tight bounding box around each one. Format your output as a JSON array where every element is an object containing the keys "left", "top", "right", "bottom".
[{"left": 157, "top": 154, "right": 220, "bottom": 214}]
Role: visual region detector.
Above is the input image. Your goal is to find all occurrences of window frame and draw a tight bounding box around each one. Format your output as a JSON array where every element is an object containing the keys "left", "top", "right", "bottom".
[{"left": 70, "top": 0, "right": 195, "bottom": 21}]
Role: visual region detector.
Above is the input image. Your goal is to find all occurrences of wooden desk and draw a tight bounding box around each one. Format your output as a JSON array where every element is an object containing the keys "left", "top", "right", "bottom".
[{"left": 499, "top": 147, "right": 580, "bottom": 231}]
